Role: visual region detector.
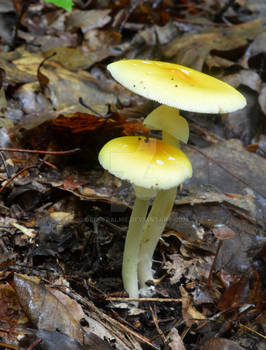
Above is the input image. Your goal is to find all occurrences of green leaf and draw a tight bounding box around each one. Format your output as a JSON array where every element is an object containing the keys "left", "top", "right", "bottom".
[{"left": 45, "top": 0, "right": 73, "bottom": 12}]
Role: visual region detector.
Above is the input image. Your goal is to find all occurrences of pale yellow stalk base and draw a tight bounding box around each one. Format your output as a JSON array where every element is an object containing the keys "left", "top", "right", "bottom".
[
  {"left": 138, "top": 187, "right": 177, "bottom": 288},
  {"left": 122, "top": 197, "right": 150, "bottom": 299}
]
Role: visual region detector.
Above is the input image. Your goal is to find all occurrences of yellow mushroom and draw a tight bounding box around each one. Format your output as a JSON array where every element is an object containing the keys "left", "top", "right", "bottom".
[
  {"left": 106, "top": 59, "right": 246, "bottom": 293},
  {"left": 99, "top": 136, "right": 192, "bottom": 299},
  {"left": 107, "top": 59, "right": 246, "bottom": 114}
]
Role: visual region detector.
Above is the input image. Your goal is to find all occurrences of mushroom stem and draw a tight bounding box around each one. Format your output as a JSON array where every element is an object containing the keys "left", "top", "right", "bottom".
[
  {"left": 138, "top": 187, "right": 177, "bottom": 288},
  {"left": 122, "top": 196, "right": 150, "bottom": 299},
  {"left": 138, "top": 120, "right": 182, "bottom": 290},
  {"left": 162, "top": 130, "right": 179, "bottom": 148}
]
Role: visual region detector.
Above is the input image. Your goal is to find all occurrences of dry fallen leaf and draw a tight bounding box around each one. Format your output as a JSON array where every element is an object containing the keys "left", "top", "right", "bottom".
[
  {"left": 202, "top": 337, "right": 244, "bottom": 350},
  {"left": 164, "top": 20, "right": 264, "bottom": 70},
  {"left": 179, "top": 286, "right": 205, "bottom": 327},
  {"left": 12, "top": 273, "right": 84, "bottom": 343}
]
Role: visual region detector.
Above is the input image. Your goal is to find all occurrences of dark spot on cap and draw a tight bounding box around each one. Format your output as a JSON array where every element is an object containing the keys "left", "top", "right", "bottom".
[
  {"left": 175, "top": 84, "right": 178, "bottom": 87},
  {"left": 144, "top": 136, "right": 150, "bottom": 143}
]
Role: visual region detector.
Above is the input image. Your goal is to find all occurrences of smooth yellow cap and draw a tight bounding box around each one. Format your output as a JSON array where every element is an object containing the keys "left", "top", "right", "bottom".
[
  {"left": 98, "top": 136, "right": 192, "bottom": 190},
  {"left": 107, "top": 59, "right": 246, "bottom": 114},
  {"left": 143, "top": 105, "right": 189, "bottom": 144}
]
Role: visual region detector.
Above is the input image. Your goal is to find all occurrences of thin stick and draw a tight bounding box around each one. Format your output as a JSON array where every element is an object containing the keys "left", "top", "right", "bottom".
[
  {"left": 52, "top": 285, "right": 160, "bottom": 350},
  {"left": 150, "top": 305, "right": 167, "bottom": 344},
  {"left": 0, "top": 165, "right": 37, "bottom": 193},
  {"left": 79, "top": 97, "right": 110, "bottom": 118},
  {"left": 106, "top": 297, "right": 182, "bottom": 302},
  {"left": 239, "top": 323, "right": 266, "bottom": 340},
  {"left": 26, "top": 338, "right": 42, "bottom": 350},
  {"left": 0, "top": 147, "right": 80, "bottom": 155},
  {"left": 207, "top": 240, "right": 222, "bottom": 288},
  {"left": 0, "top": 341, "right": 18, "bottom": 349}
]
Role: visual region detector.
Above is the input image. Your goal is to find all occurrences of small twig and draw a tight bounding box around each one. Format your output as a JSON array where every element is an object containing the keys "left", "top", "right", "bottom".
[
  {"left": 39, "top": 158, "right": 57, "bottom": 169},
  {"left": 37, "top": 52, "right": 56, "bottom": 91},
  {"left": 38, "top": 52, "right": 56, "bottom": 72},
  {"left": 94, "top": 217, "right": 126, "bottom": 233},
  {"left": 207, "top": 240, "right": 223, "bottom": 288},
  {"left": 0, "top": 151, "right": 12, "bottom": 178},
  {"left": 79, "top": 97, "right": 110, "bottom": 118},
  {"left": 53, "top": 285, "right": 160, "bottom": 349},
  {"left": 239, "top": 323, "right": 266, "bottom": 340},
  {"left": 106, "top": 297, "right": 182, "bottom": 303},
  {"left": 150, "top": 305, "right": 167, "bottom": 344},
  {"left": 118, "top": 0, "right": 141, "bottom": 33},
  {"left": 0, "top": 147, "right": 80, "bottom": 155},
  {"left": 175, "top": 17, "right": 228, "bottom": 27},
  {"left": 11, "top": 2, "right": 29, "bottom": 49},
  {"left": 0, "top": 165, "right": 37, "bottom": 193},
  {"left": 26, "top": 338, "right": 42, "bottom": 350},
  {"left": 0, "top": 341, "right": 18, "bottom": 349}
]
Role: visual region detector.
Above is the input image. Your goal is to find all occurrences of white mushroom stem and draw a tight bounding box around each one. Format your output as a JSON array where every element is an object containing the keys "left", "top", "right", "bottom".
[
  {"left": 122, "top": 185, "right": 156, "bottom": 299},
  {"left": 138, "top": 113, "right": 186, "bottom": 289},
  {"left": 138, "top": 187, "right": 177, "bottom": 288},
  {"left": 162, "top": 130, "right": 179, "bottom": 148}
]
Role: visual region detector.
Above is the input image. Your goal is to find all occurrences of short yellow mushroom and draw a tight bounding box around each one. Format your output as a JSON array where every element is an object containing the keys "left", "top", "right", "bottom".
[{"left": 99, "top": 136, "right": 192, "bottom": 299}]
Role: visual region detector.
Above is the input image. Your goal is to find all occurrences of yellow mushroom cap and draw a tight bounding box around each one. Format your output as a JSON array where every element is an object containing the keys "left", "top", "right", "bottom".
[
  {"left": 107, "top": 59, "right": 246, "bottom": 114},
  {"left": 98, "top": 136, "right": 192, "bottom": 190}
]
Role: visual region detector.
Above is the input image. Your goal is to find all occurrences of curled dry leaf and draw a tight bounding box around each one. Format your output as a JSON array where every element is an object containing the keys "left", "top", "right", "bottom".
[{"left": 164, "top": 254, "right": 198, "bottom": 285}]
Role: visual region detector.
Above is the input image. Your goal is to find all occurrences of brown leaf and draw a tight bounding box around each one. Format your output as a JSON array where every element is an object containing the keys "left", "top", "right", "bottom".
[
  {"left": 63, "top": 175, "right": 88, "bottom": 191},
  {"left": 202, "top": 337, "right": 244, "bottom": 350},
  {"left": 179, "top": 286, "right": 205, "bottom": 327},
  {"left": 12, "top": 273, "right": 84, "bottom": 343},
  {"left": 44, "top": 46, "right": 115, "bottom": 71},
  {"left": 66, "top": 9, "right": 111, "bottom": 33},
  {"left": 164, "top": 20, "right": 264, "bottom": 70},
  {"left": 13, "top": 54, "right": 116, "bottom": 112},
  {"left": 217, "top": 275, "right": 250, "bottom": 310},
  {"left": 50, "top": 111, "right": 148, "bottom": 136}
]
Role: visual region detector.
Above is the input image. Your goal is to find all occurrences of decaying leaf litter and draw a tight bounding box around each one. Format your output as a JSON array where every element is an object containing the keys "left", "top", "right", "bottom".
[{"left": 0, "top": 0, "right": 265, "bottom": 349}]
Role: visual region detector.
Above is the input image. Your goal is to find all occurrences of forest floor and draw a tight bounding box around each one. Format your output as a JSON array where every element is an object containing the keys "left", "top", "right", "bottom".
[{"left": 0, "top": 1, "right": 265, "bottom": 349}]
